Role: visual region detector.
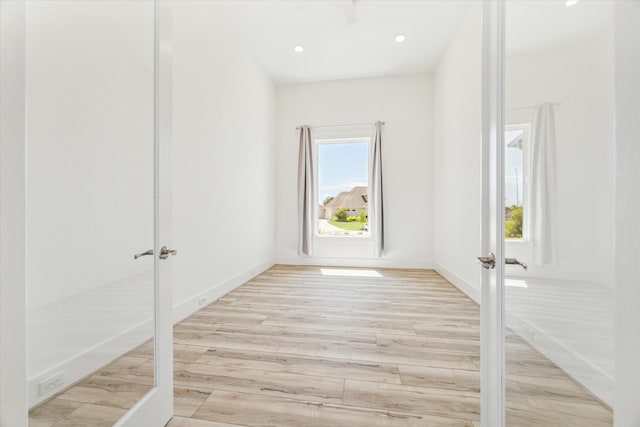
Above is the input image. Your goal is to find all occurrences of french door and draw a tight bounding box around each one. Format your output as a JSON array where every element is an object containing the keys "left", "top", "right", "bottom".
[
  {"left": 0, "top": 1, "right": 173, "bottom": 426},
  {"left": 117, "top": 2, "right": 174, "bottom": 425},
  {"left": 481, "top": 1, "right": 639, "bottom": 426}
]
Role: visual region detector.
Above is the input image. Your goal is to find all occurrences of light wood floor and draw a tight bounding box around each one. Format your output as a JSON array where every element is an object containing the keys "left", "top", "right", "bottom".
[{"left": 29, "top": 265, "right": 612, "bottom": 426}]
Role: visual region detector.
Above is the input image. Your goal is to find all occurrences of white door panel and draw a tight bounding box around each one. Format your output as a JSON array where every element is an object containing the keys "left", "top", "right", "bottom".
[{"left": 0, "top": 1, "right": 174, "bottom": 425}]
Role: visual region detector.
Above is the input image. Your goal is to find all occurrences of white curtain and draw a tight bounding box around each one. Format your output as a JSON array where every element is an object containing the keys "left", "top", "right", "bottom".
[
  {"left": 530, "top": 104, "right": 558, "bottom": 266},
  {"left": 297, "top": 126, "right": 314, "bottom": 256},
  {"left": 371, "top": 121, "right": 385, "bottom": 257}
]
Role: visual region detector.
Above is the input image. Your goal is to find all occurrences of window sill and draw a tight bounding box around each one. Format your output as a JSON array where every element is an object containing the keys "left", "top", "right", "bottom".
[
  {"left": 505, "top": 238, "right": 530, "bottom": 244},
  {"left": 315, "top": 235, "right": 372, "bottom": 240}
]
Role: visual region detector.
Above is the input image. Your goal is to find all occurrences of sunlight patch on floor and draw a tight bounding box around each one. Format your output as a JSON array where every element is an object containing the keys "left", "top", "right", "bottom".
[
  {"left": 320, "top": 268, "right": 382, "bottom": 278},
  {"left": 506, "top": 278, "right": 528, "bottom": 288}
]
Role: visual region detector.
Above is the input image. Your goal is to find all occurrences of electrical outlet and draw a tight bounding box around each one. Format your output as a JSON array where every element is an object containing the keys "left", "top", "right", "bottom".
[
  {"left": 39, "top": 372, "right": 65, "bottom": 396},
  {"left": 198, "top": 296, "right": 207, "bottom": 306}
]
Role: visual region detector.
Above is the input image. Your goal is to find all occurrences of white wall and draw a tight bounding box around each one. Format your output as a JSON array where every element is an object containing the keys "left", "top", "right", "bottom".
[
  {"left": 275, "top": 74, "right": 434, "bottom": 268},
  {"left": 614, "top": 2, "right": 640, "bottom": 425},
  {"left": 504, "top": 29, "right": 615, "bottom": 287},
  {"left": 172, "top": 1, "right": 276, "bottom": 319},
  {"left": 432, "top": 5, "right": 483, "bottom": 301}
]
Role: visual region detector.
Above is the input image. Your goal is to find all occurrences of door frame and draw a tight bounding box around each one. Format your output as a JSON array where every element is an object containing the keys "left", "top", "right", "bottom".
[
  {"left": 0, "top": 1, "right": 28, "bottom": 425},
  {"left": 614, "top": 4, "right": 640, "bottom": 425},
  {"left": 0, "top": 1, "right": 174, "bottom": 425},
  {"left": 480, "top": 1, "right": 506, "bottom": 426}
]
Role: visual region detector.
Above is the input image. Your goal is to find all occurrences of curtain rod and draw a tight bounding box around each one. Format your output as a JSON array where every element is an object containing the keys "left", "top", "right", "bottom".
[{"left": 295, "top": 121, "right": 385, "bottom": 130}]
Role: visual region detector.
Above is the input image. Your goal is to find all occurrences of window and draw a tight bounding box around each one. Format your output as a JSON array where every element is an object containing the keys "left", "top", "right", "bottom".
[
  {"left": 316, "top": 137, "right": 370, "bottom": 237},
  {"left": 505, "top": 124, "right": 530, "bottom": 240}
]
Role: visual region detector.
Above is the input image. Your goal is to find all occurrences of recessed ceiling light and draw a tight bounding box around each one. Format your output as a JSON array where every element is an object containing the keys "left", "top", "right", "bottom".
[
  {"left": 293, "top": 44, "right": 304, "bottom": 53},
  {"left": 565, "top": 0, "right": 579, "bottom": 6},
  {"left": 394, "top": 33, "right": 406, "bottom": 43}
]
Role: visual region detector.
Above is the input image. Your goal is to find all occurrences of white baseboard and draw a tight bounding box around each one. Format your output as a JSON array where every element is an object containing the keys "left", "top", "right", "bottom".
[
  {"left": 31, "top": 257, "right": 611, "bottom": 411},
  {"left": 173, "top": 258, "right": 275, "bottom": 324},
  {"left": 432, "top": 263, "right": 612, "bottom": 406},
  {"left": 275, "top": 257, "right": 434, "bottom": 270},
  {"left": 29, "top": 318, "right": 153, "bottom": 408},
  {"left": 28, "top": 258, "right": 275, "bottom": 409},
  {"left": 507, "top": 310, "right": 614, "bottom": 407},
  {"left": 433, "top": 262, "right": 480, "bottom": 304}
]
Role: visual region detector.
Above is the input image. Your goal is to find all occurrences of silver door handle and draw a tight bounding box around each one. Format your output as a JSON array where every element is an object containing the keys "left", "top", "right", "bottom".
[
  {"left": 134, "top": 249, "right": 154, "bottom": 260},
  {"left": 477, "top": 253, "right": 496, "bottom": 269},
  {"left": 506, "top": 258, "right": 528, "bottom": 270},
  {"left": 159, "top": 246, "right": 177, "bottom": 260}
]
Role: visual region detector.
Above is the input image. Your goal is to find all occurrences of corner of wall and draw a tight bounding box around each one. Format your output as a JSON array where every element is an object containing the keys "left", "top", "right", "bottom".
[{"left": 434, "top": 262, "right": 480, "bottom": 304}]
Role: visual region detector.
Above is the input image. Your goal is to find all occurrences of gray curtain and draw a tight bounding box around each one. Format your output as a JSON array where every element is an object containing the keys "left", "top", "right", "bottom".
[
  {"left": 297, "top": 126, "right": 314, "bottom": 256},
  {"left": 371, "top": 121, "right": 385, "bottom": 257},
  {"left": 531, "top": 103, "right": 558, "bottom": 266}
]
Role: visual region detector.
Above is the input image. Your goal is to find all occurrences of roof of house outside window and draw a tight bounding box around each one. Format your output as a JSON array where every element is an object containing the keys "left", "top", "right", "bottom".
[{"left": 324, "top": 186, "right": 368, "bottom": 209}]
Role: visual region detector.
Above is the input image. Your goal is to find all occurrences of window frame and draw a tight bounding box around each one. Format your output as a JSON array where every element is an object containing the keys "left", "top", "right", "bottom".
[
  {"left": 313, "top": 134, "right": 372, "bottom": 240},
  {"left": 504, "top": 122, "right": 531, "bottom": 242}
]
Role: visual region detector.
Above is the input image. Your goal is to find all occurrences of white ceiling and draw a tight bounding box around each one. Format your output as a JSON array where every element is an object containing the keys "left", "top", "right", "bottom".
[
  {"left": 506, "top": 1, "right": 613, "bottom": 56},
  {"left": 212, "top": 0, "right": 612, "bottom": 85},
  {"left": 213, "top": 0, "right": 471, "bottom": 84}
]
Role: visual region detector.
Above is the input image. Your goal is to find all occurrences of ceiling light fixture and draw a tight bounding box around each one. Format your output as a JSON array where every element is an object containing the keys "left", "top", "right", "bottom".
[
  {"left": 394, "top": 33, "right": 406, "bottom": 43},
  {"left": 565, "top": 0, "right": 579, "bottom": 6},
  {"left": 293, "top": 44, "right": 304, "bottom": 53}
]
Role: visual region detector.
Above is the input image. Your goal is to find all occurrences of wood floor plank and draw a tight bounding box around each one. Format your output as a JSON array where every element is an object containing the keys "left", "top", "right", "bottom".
[
  {"left": 174, "top": 343, "right": 212, "bottom": 364},
  {"left": 167, "top": 417, "right": 244, "bottom": 427},
  {"left": 398, "top": 364, "right": 480, "bottom": 393},
  {"left": 28, "top": 399, "right": 83, "bottom": 427},
  {"left": 30, "top": 264, "right": 612, "bottom": 426},
  {"left": 56, "top": 376, "right": 152, "bottom": 409},
  {"left": 174, "top": 330, "right": 282, "bottom": 352},
  {"left": 215, "top": 323, "right": 378, "bottom": 345},
  {"left": 95, "top": 356, "right": 154, "bottom": 386},
  {"left": 50, "top": 404, "right": 127, "bottom": 427},
  {"left": 343, "top": 379, "right": 480, "bottom": 421},
  {"left": 277, "top": 339, "right": 479, "bottom": 370},
  {"left": 262, "top": 317, "right": 417, "bottom": 335},
  {"left": 174, "top": 385, "right": 213, "bottom": 418},
  {"left": 506, "top": 397, "right": 613, "bottom": 427},
  {"left": 376, "top": 333, "right": 480, "bottom": 356},
  {"left": 507, "top": 374, "right": 603, "bottom": 405},
  {"left": 193, "top": 389, "right": 476, "bottom": 427},
  {"left": 194, "top": 347, "right": 403, "bottom": 384},
  {"left": 174, "top": 362, "right": 345, "bottom": 403}
]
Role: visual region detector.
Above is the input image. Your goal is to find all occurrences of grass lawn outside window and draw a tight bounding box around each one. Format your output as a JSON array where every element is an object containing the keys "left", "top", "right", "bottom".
[{"left": 328, "top": 221, "right": 368, "bottom": 231}]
